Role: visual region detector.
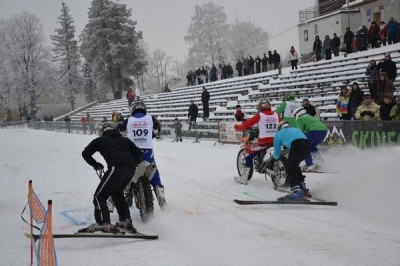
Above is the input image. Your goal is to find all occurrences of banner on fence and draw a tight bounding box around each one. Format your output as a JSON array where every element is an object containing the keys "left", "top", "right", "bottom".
[{"left": 218, "top": 121, "right": 243, "bottom": 144}]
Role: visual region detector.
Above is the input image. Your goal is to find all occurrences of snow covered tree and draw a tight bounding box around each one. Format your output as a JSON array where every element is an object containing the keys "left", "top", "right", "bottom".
[
  {"left": 51, "top": 2, "right": 81, "bottom": 110},
  {"left": 148, "top": 49, "right": 172, "bottom": 91},
  {"left": 224, "top": 19, "right": 270, "bottom": 62},
  {"left": 185, "top": 2, "right": 228, "bottom": 65},
  {"left": 0, "top": 12, "right": 53, "bottom": 119},
  {"left": 80, "top": 0, "right": 147, "bottom": 99}
]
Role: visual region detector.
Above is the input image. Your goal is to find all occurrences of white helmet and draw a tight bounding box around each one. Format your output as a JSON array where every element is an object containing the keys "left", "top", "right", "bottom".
[
  {"left": 293, "top": 107, "right": 307, "bottom": 119},
  {"left": 277, "top": 121, "right": 290, "bottom": 131}
]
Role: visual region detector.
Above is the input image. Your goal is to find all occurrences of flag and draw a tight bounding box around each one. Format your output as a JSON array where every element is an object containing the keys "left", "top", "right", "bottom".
[
  {"left": 28, "top": 183, "right": 46, "bottom": 224},
  {"left": 38, "top": 200, "right": 57, "bottom": 266}
]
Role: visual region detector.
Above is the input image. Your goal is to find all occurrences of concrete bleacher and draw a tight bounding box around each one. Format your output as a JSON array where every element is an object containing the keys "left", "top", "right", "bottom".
[{"left": 69, "top": 43, "right": 400, "bottom": 127}]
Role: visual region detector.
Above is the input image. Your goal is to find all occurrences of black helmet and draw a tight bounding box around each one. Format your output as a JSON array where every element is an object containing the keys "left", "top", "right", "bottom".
[
  {"left": 130, "top": 100, "right": 147, "bottom": 115},
  {"left": 99, "top": 123, "right": 115, "bottom": 136}
]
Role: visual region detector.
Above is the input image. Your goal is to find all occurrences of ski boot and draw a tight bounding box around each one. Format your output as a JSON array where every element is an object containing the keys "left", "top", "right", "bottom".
[
  {"left": 79, "top": 223, "right": 113, "bottom": 233},
  {"left": 277, "top": 186, "right": 304, "bottom": 201},
  {"left": 234, "top": 167, "right": 250, "bottom": 185},
  {"left": 300, "top": 182, "right": 312, "bottom": 200},
  {"left": 115, "top": 219, "right": 137, "bottom": 234}
]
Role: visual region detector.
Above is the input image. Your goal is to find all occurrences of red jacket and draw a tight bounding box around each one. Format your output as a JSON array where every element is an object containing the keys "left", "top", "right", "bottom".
[{"left": 237, "top": 109, "right": 280, "bottom": 146}]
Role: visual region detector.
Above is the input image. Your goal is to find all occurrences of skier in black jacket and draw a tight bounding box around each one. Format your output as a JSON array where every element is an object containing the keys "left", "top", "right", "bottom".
[{"left": 82, "top": 123, "right": 142, "bottom": 232}]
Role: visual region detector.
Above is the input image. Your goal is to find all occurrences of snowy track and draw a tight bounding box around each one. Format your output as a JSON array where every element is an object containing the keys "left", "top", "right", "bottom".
[{"left": 1, "top": 129, "right": 399, "bottom": 266}]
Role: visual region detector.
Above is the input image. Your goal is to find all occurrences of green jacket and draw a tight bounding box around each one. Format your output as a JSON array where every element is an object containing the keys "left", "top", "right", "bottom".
[
  {"left": 389, "top": 104, "right": 400, "bottom": 121},
  {"left": 275, "top": 100, "right": 301, "bottom": 127},
  {"left": 296, "top": 114, "right": 328, "bottom": 134}
]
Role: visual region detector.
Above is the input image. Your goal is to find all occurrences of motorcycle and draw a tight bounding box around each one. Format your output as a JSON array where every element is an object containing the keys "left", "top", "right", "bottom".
[
  {"left": 236, "top": 128, "right": 289, "bottom": 188},
  {"left": 101, "top": 160, "right": 157, "bottom": 223}
]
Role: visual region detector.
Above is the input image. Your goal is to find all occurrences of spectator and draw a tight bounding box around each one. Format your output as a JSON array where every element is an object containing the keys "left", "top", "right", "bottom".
[
  {"left": 336, "top": 86, "right": 351, "bottom": 120},
  {"left": 355, "top": 93, "right": 380, "bottom": 121},
  {"left": 376, "top": 72, "right": 396, "bottom": 105},
  {"left": 187, "top": 100, "right": 198, "bottom": 131},
  {"left": 352, "top": 36, "right": 359, "bottom": 53},
  {"left": 380, "top": 93, "right": 396, "bottom": 121},
  {"left": 64, "top": 115, "right": 71, "bottom": 133},
  {"left": 357, "top": 25, "right": 368, "bottom": 51},
  {"left": 80, "top": 115, "right": 87, "bottom": 134},
  {"left": 163, "top": 83, "right": 171, "bottom": 93},
  {"left": 368, "top": 21, "right": 381, "bottom": 48},
  {"left": 261, "top": 53, "right": 268, "bottom": 72},
  {"left": 323, "top": 35, "right": 332, "bottom": 60},
  {"left": 343, "top": 27, "right": 355, "bottom": 54},
  {"left": 236, "top": 59, "right": 243, "bottom": 76},
  {"left": 348, "top": 81, "right": 364, "bottom": 120},
  {"left": 248, "top": 56, "right": 255, "bottom": 75},
  {"left": 126, "top": 88, "right": 136, "bottom": 106},
  {"left": 302, "top": 98, "right": 317, "bottom": 117},
  {"left": 268, "top": 51, "right": 274, "bottom": 69},
  {"left": 331, "top": 33, "right": 340, "bottom": 57},
  {"left": 380, "top": 21, "right": 388, "bottom": 46},
  {"left": 365, "top": 60, "right": 380, "bottom": 103},
  {"left": 210, "top": 64, "right": 217, "bottom": 82},
  {"left": 118, "top": 113, "right": 124, "bottom": 122},
  {"left": 227, "top": 63, "right": 234, "bottom": 78},
  {"left": 377, "top": 52, "right": 397, "bottom": 83},
  {"left": 217, "top": 64, "right": 223, "bottom": 80},
  {"left": 173, "top": 118, "right": 182, "bottom": 142},
  {"left": 243, "top": 58, "right": 249, "bottom": 76},
  {"left": 389, "top": 96, "right": 400, "bottom": 121},
  {"left": 255, "top": 55, "right": 262, "bottom": 74},
  {"left": 289, "top": 46, "right": 299, "bottom": 70},
  {"left": 313, "top": 35, "right": 322, "bottom": 61},
  {"left": 201, "top": 86, "right": 210, "bottom": 121},
  {"left": 272, "top": 50, "right": 281, "bottom": 70},
  {"left": 387, "top": 16, "right": 398, "bottom": 44},
  {"left": 234, "top": 105, "right": 246, "bottom": 122}
]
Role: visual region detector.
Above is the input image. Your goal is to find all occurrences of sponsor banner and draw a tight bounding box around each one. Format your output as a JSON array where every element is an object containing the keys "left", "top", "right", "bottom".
[
  {"left": 323, "top": 121, "right": 400, "bottom": 148},
  {"left": 218, "top": 121, "right": 243, "bottom": 144}
]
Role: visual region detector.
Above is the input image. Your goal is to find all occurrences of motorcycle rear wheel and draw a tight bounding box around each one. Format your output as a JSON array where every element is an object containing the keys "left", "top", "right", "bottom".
[{"left": 237, "top": 148, "right": 253, "bottom": 180}]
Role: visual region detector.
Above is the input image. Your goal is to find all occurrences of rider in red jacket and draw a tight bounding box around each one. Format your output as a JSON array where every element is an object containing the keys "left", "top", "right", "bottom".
[{"left": 234, "top": 99, "right": 281, "bottom": 184}]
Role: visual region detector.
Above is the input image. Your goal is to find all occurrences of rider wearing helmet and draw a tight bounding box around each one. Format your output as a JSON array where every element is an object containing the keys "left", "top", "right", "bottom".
[
  {"left": 82, "top": 122, "right": 142, "bottom": 232},
  {"left": 273, "top": 120, "right": 311, "bottom": 201},
  {"left": 274, "top": 92, "right": 302, "bottom": 127},
  {"left": 120, "top": 100, "right": 168, "bottom": 210},
  {"left": 292, "top": 106, "right": 328, "bottom": 172},
  {"left": 233, "top": 99, "right": 280, "bottom": 185}
]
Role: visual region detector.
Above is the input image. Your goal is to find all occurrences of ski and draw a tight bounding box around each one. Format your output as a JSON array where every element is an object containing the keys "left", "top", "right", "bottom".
[
  {"left": 273, "top": 187, "right": 328, "bottom": 203},
  {"left": 233, "top": 199, "right": 338, "bottom": 206},
  {"left": 25, "top": 231, "right": 158, "bottom": 241}
]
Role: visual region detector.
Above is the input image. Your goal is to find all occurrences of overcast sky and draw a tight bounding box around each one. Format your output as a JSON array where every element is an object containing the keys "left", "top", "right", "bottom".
[{"left": 0, "top": 0, "right": 315, "bottom": 60}]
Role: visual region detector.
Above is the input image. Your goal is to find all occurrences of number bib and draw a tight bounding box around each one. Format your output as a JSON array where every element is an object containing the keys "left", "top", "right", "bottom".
[
  {"left": 283, "top": 101, "right": 301, "bottom": 118},
  {"left": 127, "top": 115, "right": 153, "bottom": 149},
  {"left": 258, "top": 112, "right": 279, "bottom": 138}
]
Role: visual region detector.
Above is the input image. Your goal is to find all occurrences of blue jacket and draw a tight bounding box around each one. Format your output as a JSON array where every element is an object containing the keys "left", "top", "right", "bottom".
[{"left": 273, "top": 127, "right": 307, "bottom": 160}]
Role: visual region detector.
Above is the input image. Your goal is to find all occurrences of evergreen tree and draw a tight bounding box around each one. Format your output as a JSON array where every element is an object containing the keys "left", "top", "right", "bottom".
[
  {"left": 80, "top": 0, "right": 146, "bottom": 99},
  {"left": 51, "top": 2, "right": 81, "bottom": 110},
  {"left": 81, "top": 61, "right": 97, "bottom": 102}
]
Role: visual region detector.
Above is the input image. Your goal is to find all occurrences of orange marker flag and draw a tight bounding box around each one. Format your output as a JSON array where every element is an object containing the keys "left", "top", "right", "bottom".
[
  {"left": 38, "top": 200, "right": 57, "bottom": 266},
  {"left": 28, "top": 180, "right": 46, "bottom": 224}
]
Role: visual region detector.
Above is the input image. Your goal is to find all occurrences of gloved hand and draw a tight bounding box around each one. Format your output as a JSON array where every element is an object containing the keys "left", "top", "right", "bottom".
[
  {"left": 360, "top": 111, "right": 367, "bottom": 117},
  {"left": 234, "top": 124, "right": 241, "bottom": 131},
  {"left": 94, "top": 162, "right": 104, "bottom": 171},
  {"left": 363, "top": 111, "right": 374, "bottom": 117}
]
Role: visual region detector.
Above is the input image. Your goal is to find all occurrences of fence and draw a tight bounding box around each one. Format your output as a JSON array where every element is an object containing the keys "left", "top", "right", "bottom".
[{"left": 2, "top": 120, "right": 400, "bottom": 148}]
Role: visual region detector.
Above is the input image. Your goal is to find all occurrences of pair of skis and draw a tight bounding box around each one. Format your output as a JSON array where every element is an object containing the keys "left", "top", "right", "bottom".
[
  {"left": 25, "top": 226, "right": 158, "bottom": 241},
  {"left": 234, "top": 187, "right": 338, "bottom": 206}
]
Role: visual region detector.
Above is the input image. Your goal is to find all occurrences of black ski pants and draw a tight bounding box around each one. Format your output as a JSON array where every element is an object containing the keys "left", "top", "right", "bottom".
[
  {"left": 287, "top": 139, "right": 311, "bottom": 188},
  {"left": 93, "top": 165, "right": 135, "bottom": 224}
]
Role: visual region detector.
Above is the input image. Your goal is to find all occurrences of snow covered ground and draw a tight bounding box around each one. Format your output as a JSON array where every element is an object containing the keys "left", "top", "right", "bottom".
[{"left": 1, "top": 128, "right": 400, "bottom": 266}]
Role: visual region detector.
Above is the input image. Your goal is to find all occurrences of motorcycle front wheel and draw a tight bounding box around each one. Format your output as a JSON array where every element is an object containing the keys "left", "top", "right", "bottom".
[{"left": 236, "top": 148, "right": 253, "bottom": 180}]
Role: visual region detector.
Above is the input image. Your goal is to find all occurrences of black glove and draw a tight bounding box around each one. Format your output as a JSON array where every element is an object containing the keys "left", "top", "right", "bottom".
[
  {"left": 360, "top": 111, "right": 367, "bottom": 117},
  {"left": 364, "top": 111, "right": 374, "bottom": 117},
  {"left": 94, "top": 162, "right": 104, "bottom": 171}
]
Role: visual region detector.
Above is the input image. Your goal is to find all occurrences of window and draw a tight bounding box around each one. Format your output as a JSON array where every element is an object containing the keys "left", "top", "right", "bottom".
[
  {"left": 304, "top": 29, "right": 309, "bottom": 42},
  {"left": 314, "top": 24, "right": 318, "bottom": 34}
]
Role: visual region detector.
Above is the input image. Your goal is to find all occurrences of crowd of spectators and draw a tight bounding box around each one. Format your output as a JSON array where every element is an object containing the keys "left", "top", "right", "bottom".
[
  {"left": 185, "top": 50, "right": 282, "bottom": 87},
  {"left": 314, "top": 16, "right": 399, "bottom": 61}
]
